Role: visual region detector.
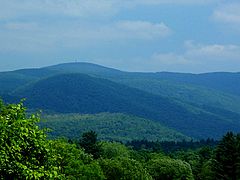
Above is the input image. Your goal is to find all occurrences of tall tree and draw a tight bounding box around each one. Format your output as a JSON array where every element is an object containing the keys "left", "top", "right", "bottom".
[
  {"left": 213, "top": 132, "right": 240, "bottom": 180},
  {"left": 79, "top": 131, "right": 101, "bottom": 159}
]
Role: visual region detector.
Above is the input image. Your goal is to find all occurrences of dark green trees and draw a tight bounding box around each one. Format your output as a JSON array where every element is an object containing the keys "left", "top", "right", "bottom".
[
  {"left": 79, "top": 130, "right": 101, "bottom": 159},
  {"left": 213, "top": 132, "right": 240, "bottom": 180}
]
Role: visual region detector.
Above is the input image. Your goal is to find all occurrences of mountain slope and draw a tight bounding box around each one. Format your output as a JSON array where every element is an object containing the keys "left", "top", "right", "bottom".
[
  {"left": 154, "top": 72, "right": 240, "bottom": 96},
  {"left": 1, "top": 62, "right": 240, "bottom": 139},
  {"left": 0, "top": 68, "right": 57, "bottom": 93},
  {"left": 14, "top": 73, "right": 240, "bottom": 139},
  {"left": 46, "top": 62, "right": 125, "bottom": 78},
  {"left": 45, "top": 63, "right": 240, "bottom": 97},
  {"left": 114, "top": 78, "right": 240, "bottom": 114},
  {"left": 40, "top": 113, "right": 190, "bottom": 142},
  {"left": 45, "top": 63, "right": 240, "bottom": 114}
]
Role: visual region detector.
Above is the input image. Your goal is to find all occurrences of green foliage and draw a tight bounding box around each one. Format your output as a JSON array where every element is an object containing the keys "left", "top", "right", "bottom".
[
  {"left": 172, "top": 147, "right": 215, "bottom": 180},
  {"left": 126, "top": 139, "right": 218, "bottom": 153},
  {"left": 100, "top": 142, "right": 130, "bottom": 159},
  {"left": 198, "top": 159, "right": 215, "bottom": 180},
  {"left": 0, "top": 99, "right": 239, "bottom": 180},
  {"left": 99, "top": 157, "right": 152, "bottom": 180},
  {"left": 51, "top": 139, "right": 105, "bottom": 179},
  {"left": 79, "top": 131, "right": 101, "bottom": 159},
  {"left": 147, "top": 157, "right": 194, "bottom": 180},
  {"left": 0, "top": 101, "right": 60, "bottom": 179},
  {"left": 41, "top": 113, "right": 189, "bottom": 142}
]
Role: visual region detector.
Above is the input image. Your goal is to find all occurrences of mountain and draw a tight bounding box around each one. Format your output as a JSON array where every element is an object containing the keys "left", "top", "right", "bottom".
[
  {"left": 1, "top": 62, "right": 240, "bottom": 139},
  {"left": 114, "top": 76, "right": 240, "bottom": 115},
  {"left": 155, "top": 72, "right": 240, "bottom": 96},
  {"left": 11, "top": 73, "right": 240, "bottom": 139},
  {"left": 40, "top": 113, "right": 190, "bottom": 142},
  {"left": 44, "top": 63, "right": 240, "bottom": 114},
  {"left": 0, "top": 62, "right": 124, "bottom": 94},
  {"left": 46, "top": 62, "right": 124, "bottom": 77}
]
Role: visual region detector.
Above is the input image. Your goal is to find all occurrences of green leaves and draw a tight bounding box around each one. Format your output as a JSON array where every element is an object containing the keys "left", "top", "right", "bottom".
[
  {"left": 147, "top": 157, "right": 194, "bottom": 180},
  {"left": 0, "top": 100, "right": 60, "bottom": 179},
  {"left": 99, "top": 157, "right": 152, "bottom": 180},
  {"left": 51, "top": 139, "right": 105, "bottom": 179}
]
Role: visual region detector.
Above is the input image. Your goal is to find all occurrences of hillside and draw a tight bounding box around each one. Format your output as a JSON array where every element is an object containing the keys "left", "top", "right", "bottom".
[
  {"left": 1, "top": 62, "right": 240, "bottom": 139},
  {"left": 114, "top": 78, "right": 240, "bottom": 114},
  {"left": 155, "top": 72, "right": 240, "bottom": 96},
  {"left": 46, "top": 62, "right": 124, "bottom": 78},
  {"left": 12, "top": 73, "right": 240, "bottom": 139},
  {"left": 40, "top": 113, "right": 190, "bottom": 142},
  {"left": 45, "top": 63, "right": 240, "bottom": 114}
]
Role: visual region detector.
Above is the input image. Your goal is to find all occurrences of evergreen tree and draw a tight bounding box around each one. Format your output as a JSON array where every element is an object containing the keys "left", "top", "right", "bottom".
[
  {"left": 213, "top": 132, "right": 240, "bottom": 180},
  {"left": 79, "top": 131, "right": 101, "bottom": 159}
]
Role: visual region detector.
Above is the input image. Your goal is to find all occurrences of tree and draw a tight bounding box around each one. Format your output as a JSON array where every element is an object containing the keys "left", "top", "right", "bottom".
[
  {"left": 79, "top": 131, "right": 101, "bottom": 159},
  {"left": 99, "top": 157, "right": 152, "bottom": 180},
  {"left": 100, "top": 141, "right": 130, "bottom": 159},
  {"left": 51, "top": 139, "right": 105, "bottom": 179},
  {"left": 213, "top": 132, "right": 240, "bottom": 180},
  {"left": 147, "top": 157, "right": 194, "bottom": 180},
  {"left": 0, "top": 100, "right": 60, "bottom": 179}
]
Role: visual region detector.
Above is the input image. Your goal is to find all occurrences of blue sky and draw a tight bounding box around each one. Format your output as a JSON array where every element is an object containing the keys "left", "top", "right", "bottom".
[{"left": 0, "top": 0, "right": 240, "bottom": 73}]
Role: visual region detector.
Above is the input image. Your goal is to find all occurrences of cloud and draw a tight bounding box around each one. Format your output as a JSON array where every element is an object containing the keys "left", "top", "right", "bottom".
[
  {"left": 0, "top": 20, "right": 171, "bottom": 52},
  {"left": 0, "top": 0, "right": 219, "bottom": 20},
  {"left": 212, "top": 2, "right": 240, "bottom": 30},
  {"left": 107, "top": 21, "right": 171, "bottom": 40},
  {"left": 147, "top": 41, "right": 240, "bottom": 72},
  {"left": 185, "top": 41, "right": 240, "bottom": 61},
  {"left": 0, "top": 0, "right": 118, "bottom": 20}
]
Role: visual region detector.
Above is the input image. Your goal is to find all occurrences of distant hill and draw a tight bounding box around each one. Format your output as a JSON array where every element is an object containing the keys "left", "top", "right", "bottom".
[
  {"left": 1, "top": 62, "right": 240, "bottom": 139},
  {"left": 46, "top": 62, "right": 124, "bottom": 77},
  {"left": 40, "top": 113, "right": 190, "bottom": 142},
  {"left": 12, "top": 73, "right": 240, "bottom": 139},
  {"left": 154, "top": 72, "right": 240, "bottom": 97},
  {"left": 45, "top": 63, "right": 240, "bottom": 114},
  {"left": 114, "top": 77, "right": 240, "bottom": 115}
]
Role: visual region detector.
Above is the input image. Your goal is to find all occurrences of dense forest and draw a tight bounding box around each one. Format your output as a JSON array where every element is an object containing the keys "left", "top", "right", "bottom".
[
  {"left": 1, "top": 63, "right": 240, "bottom": 140},
  {"left": 1, "top": 100, "right": 240, "bottom": 179},
  {"left": 40, "top": 113, "right": 189, "bottom": 142}
]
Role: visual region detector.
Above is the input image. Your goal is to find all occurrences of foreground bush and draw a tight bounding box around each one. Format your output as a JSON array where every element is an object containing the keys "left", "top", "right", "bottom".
[{"left": 0, "top": 100, "right": 61, "bottom": 179}]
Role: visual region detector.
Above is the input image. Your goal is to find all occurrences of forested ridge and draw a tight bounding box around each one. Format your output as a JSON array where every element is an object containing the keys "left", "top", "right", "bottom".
[
  {"left": 1, "top": 63, "right": 240, "bottom": 179},
  {"left": 1, "top": 100, "right": 240, "bottom": 179},
  {"left": 40, "top": 113, "right": 189, "bottom": 142},
  {"left": 1, "top": 63, "right": 240, "bottom": 140}
]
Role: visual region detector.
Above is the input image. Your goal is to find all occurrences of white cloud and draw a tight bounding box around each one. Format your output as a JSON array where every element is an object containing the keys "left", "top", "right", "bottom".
[
  {"left": 213, "top": 3, "right": 240, "bottom": 23},
  {"left": 212, "top": 2, "right": 240, "bottom": 31},
  {"left": 185, "top": 41, "right": 240, "bottom": 61},
  {"left": 148, "top": 41, "right": 240, "bottom": 72},
  {"left": 0, "top": 0, "right": 219, "bottom": 20},
  {"left": 109, "top": 21, "right": 171, "bottom": 40},
  {"left": 0, "top": 20, "right": 171, "bottom": 52}
]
